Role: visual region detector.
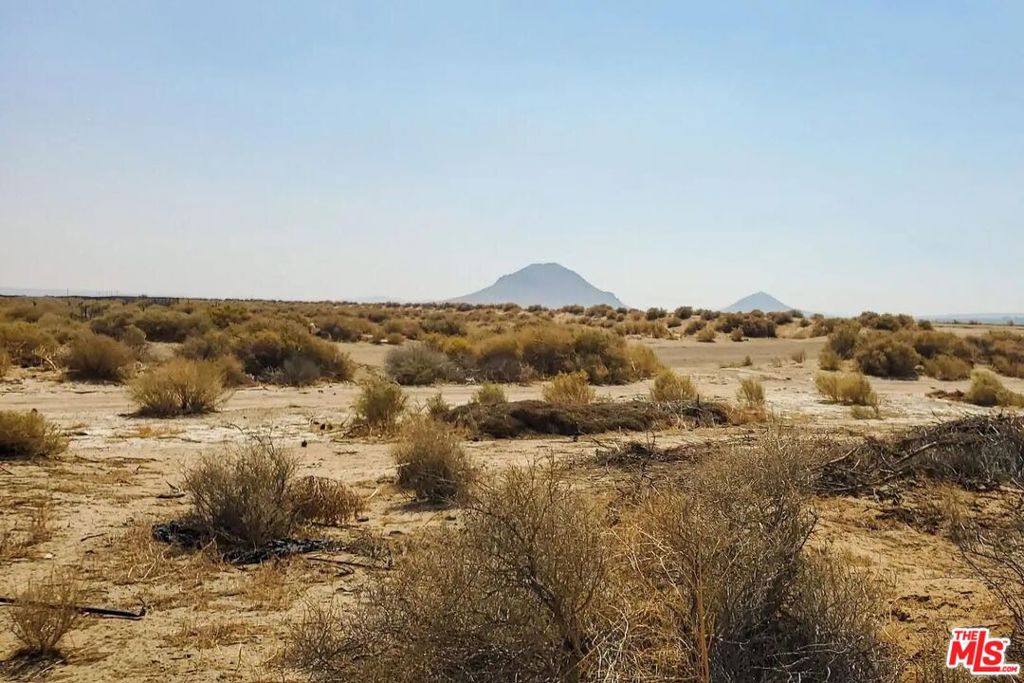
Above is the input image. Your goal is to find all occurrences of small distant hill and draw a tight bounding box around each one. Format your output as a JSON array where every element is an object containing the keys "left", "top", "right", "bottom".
[
  {"left": 723, "top": 291, "right": 794, "bottom": 313},
  {"left": 451, "top": 263, "right": 625, "bottom": 308}
]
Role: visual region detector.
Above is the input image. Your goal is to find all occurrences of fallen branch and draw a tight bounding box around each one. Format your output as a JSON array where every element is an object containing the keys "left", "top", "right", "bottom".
[{"left": 0, "top": 596, "right": 146, "bottom": 620}]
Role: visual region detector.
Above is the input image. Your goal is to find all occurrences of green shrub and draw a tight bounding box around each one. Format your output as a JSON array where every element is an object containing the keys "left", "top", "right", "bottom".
[
  {"left": 649, "top": 369, "right": 697, "bottom": 402},
  {"left": 471, "top": 382, "right": 507, "bottom": 405},
  {"left": 353, "top": 377, "right": 407, "bottom": 434},
  {"left": 385, "top": 345, "right": 457, "bottom": 385},
  {"left": 0, "top": 411, "right": 68, "bottom": 460},
  {"left": 542, "top": 371, "right": 595, "bottom": 405},
  {"left": 392, "top": 416, "right": 474, "bottom": 503},
  {"left": 64, "top": 331, "right": 134, "bottom": 382},
  {"left": 130, "top": 358, "right": 227, "bottom": 417},
  {"left": 855, "top": 337, "right": 921, "bottom": 379}
]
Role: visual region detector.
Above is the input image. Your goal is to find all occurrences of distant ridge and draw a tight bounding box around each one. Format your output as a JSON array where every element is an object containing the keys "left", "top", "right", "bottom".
[
  {"left": 451, "top": 263, "right": 625, "bottom": 308},
  {"left": 723, "top": 291, "right": 794, "bottom": 313}
]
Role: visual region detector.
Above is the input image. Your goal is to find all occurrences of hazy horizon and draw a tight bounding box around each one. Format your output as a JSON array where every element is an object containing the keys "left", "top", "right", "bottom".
[{"left": 3, "top": 2, "right": 1022, "bottom": 313}]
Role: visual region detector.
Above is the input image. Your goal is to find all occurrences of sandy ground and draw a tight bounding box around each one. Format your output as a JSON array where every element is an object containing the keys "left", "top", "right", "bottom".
[{"left": 1, "top": 335, "right": 1022, "bottom": 681}]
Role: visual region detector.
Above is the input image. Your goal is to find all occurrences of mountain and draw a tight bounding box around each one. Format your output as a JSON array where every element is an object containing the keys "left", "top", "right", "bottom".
[
  {"left": 723, "top": 291, "right": 794, "bottom": 313},
  {"left": 451, "top": 263, "right": 625, "bottom": 308}
]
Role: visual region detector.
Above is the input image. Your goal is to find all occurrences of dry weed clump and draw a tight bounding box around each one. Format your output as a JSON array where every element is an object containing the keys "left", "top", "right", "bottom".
[
  {"left": 392, "top": 416, "right": 475, "bottom": 503},
  {"left": 542, "top": 371, "right": 595, "bottom": 406},
  {"left": 696, "top": 325, "right": 716, "bottom": 342},
  {"left": 965, "top": 369, "right": 1024, "bottom": 408},
  {"left": 183, "top": 435, "right": 301, "bottom": 548},
  {"left": 737, "top": 376, "right": 766, "bottom": 406},
  {"left": 816, "top": 371, "right": 879, "bottom": 410},
  {"left": 6, "top": 571, "right": 82, "bottom": 659},
  {"left": 471, "top": 382, "right": 507, "bottom": 404},
  {"left": 0, "top": 410, "right": 68, "bottom": 460},
  {"left": 819, "top": 347, "right": 842, "bottom": 371},
  {"left": 922, "top": 354, "right": 972, "bottom": 381},
  {"left": 0, "top": 348, "right": 10, "bottom": 378},
  {"left": 63, "top": 331, "right": 135, "bottom": 382},
  {"left": 130, "top": 358, "right": 227, "bottom": 417},
  {"left": 288, "top": 476, "right": 365, "bottom": 526},
  {"left": 649, "top": 368, "right": 697, "bottom": 402},
  {"left": 352, "top": 376, "right": 407, "bottom": 435},
  {"left": 0, "top": 322, "right": 58, "bottom": 367}
]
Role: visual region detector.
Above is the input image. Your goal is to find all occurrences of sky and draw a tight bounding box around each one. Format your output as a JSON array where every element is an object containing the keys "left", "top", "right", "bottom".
[{"left": 1, "top": 2, "right": 1022, "bottom": 314}]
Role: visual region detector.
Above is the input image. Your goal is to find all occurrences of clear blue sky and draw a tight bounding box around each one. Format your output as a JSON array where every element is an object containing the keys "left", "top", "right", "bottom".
[{"left": 2, "top": 2, "right": 1021, "bottom": 314}]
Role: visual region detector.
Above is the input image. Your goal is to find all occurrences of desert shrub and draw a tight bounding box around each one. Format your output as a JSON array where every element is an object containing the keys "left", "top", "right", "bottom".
[
  {"left": 696, "top": 325, "right": 716, "bottom": 342},
  {"left": 645, "top": 307, "right": 667, "bottom": 320},
  {"left": 286, "top": 461, "right": 609, "bottom": 682},
  {"left": 471, "top": 382, "right": 507, "bottom": 404},
  {"left": 0, "top": 411, "right": 68, "bottom": 460},
  {"left": 421, "top": 315, "right": 466, "bottom": 336},
  {"left": 385, "top": 344, "right": 457, "bottom": 385},
  {"left": 288, "top": 476, "right": 364, "bottom": 526},
  {"left": 730, "top": 327, "right": 744, "bottom": 341},
  {"left": 233, "top": 322, "right": 354, "bottom": 384},
  {"left": 130, "top": 358, "right": 227, "bottom": 417},
  {"left": 177, "top": 330, "right": 234, "bottom": 360},
  {"left": 183, "top": 435, "right": 300, "bottom": 547},
  {"left": 541, "top": 370, "right": 595, "bottom": 405},
  {"left": 623, "top": 438, "right": 894, "bottom": 682},
  {"left": 316, "top": 315, "right": 370, "bottom": 341},
  {"left": 0, "top": 348, "right": 9, "bottom": 378},
  {"left": 965, "top": 369, "right": 1024, "bottom": 408},
  {"left": 352, "top": 377, "right": 407, "bottom": 434},
  {"left": 828, "top": 321, "right": 861, "bottom": 359},
  {"left": 392, "top": 416, "right": 474, "bottom": 503},
  {"left": 674, "top": 306, "right": 694, "bottom": 320},
  {"left": 474, "top": 334, "right": 526, "bottom": 382},
  {"left": 791, "top": 349, "right": 807, "bottom": 363},
  {"left": 0, "top": 322, "right": 58, "bottom": 367},
  {"left": 855, "top": 337, "right": 921, "bottom": 378},
  {"left": 816, "top": 372, "right": 879, "bottom": 410},
  {"left": 7, "top": 571, "right": 82, "bottom": 658},
  {"left": 63, "top": 331, "right": 134, "bottom": 381},
  {"left": 649, "top": 369, "right": 697, "bottom": 402},
  {"left": 958, "top": 505, "right": 1024, "bottom": 656},
  {"left": 684, "top": 319, "right": 705, "bottom": 335},
  {"left": 819, "top": 347, "right": 842, "bottom": 370},
  {"left": 424, "top": 392, "right": 450, "bottom": 420},
  {"left": 922, "top": 354, "right": 972, "bottom": 381},
  {"left": 133, "top": 307, "right": 208, "bottom": 342},
  {"left": 737, "top": 377, "right": 765, "bottom": 406}
]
